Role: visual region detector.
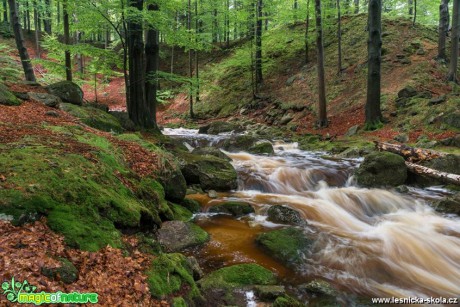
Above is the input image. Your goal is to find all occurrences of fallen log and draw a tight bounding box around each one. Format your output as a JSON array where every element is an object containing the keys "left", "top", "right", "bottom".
[
  {"left": 405, "top": 162, "right": 460, "bottom": 186},
  {"left": 374, "top": 141, "right": 446, "bottom": 162}
]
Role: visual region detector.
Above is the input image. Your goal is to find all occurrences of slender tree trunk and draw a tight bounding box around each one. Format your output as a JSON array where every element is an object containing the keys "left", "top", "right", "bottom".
[
  {"left": 195, "top": 0, "right": 200, "bottom": 102},
  {"left": 63, "top": 0, "right": 72, "bottom": 81},
  {"left": 255, "top": 0, "right": 262, "bottom": 86},
  {"left": 3, "top": 0, "right": 7, "bottom": 23},
  {"left": 43, "top": 0, "right": 51, "bottom": 34},
  {"left": 145, "top": 4, "right": 159, "bottom": 130},
  {"left": 337, "top": 0, "right": 342, "bottom": 74},
  {"left": 8, "top": 0, "right": 36, "bottom": 81},
  {"left": 448, "top": 0, "right": 460, "bottom": 82},
  {"left": 365, "top": 0, "right": 383, "bottom": 127},
  {"left": 225, "top": 0, "right": 230, "bottom": 47},
  {"left": 212, "top": 7, "right": 218, "bottom": 43},
  {"left": 56, "top": 0, "right": 60, "bottom": 25},
  {"left": 315, "top": 0, "right": 327, "bottom": 127},
  {"left": 305, "top": 0, "right": 310, "bottom": 64},
  {"left": 33, "top": 1, "right": 40, "bottom": 58},
  {"left": 354, "top": 0, "right": 359, "bottom": 14},
  {"left": 26, "top": 0, "right": 30, "bottom": 33},
  {"left": 248, "top": 1, "right": 254, "bottom": 40},
  {"left": 438, "top": 0, "right": 449, "bottom": 61},
  {"left": 408, "top": 0, "right": 413, "bottom": 15},
  {"left": 293, "top": 0, "right": 298, "bottom": 22},
  {"left": 264, "top": 11, "right": 268, "bottom": 30},
  {"left": 188, "top": 0, "right": 194, "bottom": 118},
  {"left": 120, "top": 0, "right": 129, "bottom": 108},
  {"left": 412, "top": 0, "right": 417, "bottom": 25}
]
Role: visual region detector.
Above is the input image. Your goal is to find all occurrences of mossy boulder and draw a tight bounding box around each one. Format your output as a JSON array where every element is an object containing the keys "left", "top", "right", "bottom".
[
  {"left": 61, "top": 103, "right": 123, "bottom": 133},
  {"left": 199, "top": 264, "right": 277, "bottom": 290},
  {"left": 0, "top": 83, "right": 21, "bottom": 106},
  {"left": 181, "top": 198, "right": 202, "bottom": 213},
  {"left": 355, "top": 152, "right": 407, "bottom": 187},
  {"left": 273, "top": 295, "right": 305, "bottom": 307},
  {"left": 158, "top": 167, "right": 187, "bottom": 203},
  {"left": 221, "top": 135, "right": 258, "bottom": 152},
  {"left": 41, "top": 258, "right": 78, "bottom": 284},
  {"left": 441, "top": 111, "right": 460, "bottom": 129},
  {"left": 209, "top": 201, "right": 255, "bottom": 217},
  {"left": 46, "top": 81, "right": 83, "bottom": 105},
  {"left": 192, "top": 147, "right": 231, "bottom": 160},
  {"left": 147, "top": 253, "right": 202, "bottom": 301},
  {"left": 415, "top": 154, "right": 460, "bottom": 186},
  {"left": 28, "top": 92, "right": 62, "bottom": 108},
  {"left": 267, "top": 205, "right": 304, "bottom": 226},
  {"left": 178, "top": 152, "right": 237, "bottom": 191},
  {"left": 256, "top": 227, "right": 313, "bottom": 267},
  {"left": 254, "top": 285, "right": 286, "bottom": 301},
  {"left": 433, "top": 193, "right": 460, "bottom": 215},
  {"left": 198, "top": 121, "right": 244, "bottom": 135},
  {"left": 249, "top": 141, "right": 275, "bottom": 155},
  {"left": 304, "top": 280, "right": 337, "bottom": 297},
  {"left": 157, "top": 221, "right": 209, "bottom": 252}
]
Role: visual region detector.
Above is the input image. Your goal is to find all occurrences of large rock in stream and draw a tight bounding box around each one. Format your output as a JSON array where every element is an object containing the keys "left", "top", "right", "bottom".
[
  {"left": 198, "top": 121, "right": 244, "bottom": 135},
  {"left": 221, "top": 135, "right": 274, "bottom": 154},
  {"left": 157, "top": 221, "right": 209, "bottom": 252},
  {"left": 355, "top": 152, "right": 407, "bottom": 187},
  {"left": 178, "top": 152, "right": 238, "bottom": 191}
]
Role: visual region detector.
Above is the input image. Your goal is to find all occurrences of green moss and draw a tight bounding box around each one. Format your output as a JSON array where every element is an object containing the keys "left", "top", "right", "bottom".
[
  {"left": 147, "top": 253, "right": 201, "bottom": 300},
  {"left": 61, "top": 103, "right": 123, "bottom": 133},
  {"left": 199, "top": 264, "right": 277, "bottom": 291},
  {"left": 169, "top": 203, "right": 193, "bottom": 221},
  {"left": 256, "top": 227, "right": 313, "bottom": 266},
  {"left": 273, "top": 295, "right": 305, "bottom": 307},
  {"left": 189, "top": 223, "right": 210, "bottom": 244},
  {"left": 209, "top": 201, "right": 255, "bottom": 217},
  {"left": 0, "top": 83, "right": 21, "bottom": 106},
  {"left": 181, "top": 198, "right": 201, "bottom": 213},
  {"left": 172, "top": 297, "right": 187, "bottom": 307}
]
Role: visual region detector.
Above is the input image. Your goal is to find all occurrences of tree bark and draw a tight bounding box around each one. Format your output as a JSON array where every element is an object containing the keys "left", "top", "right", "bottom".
[
  {"left": 438, "top": 0, "right": 450, "bottom": 61},
  {"left": 365, "top": 0, "right": 383, "bottom": 127},
  {"left": 315, "top": 0, "right": 327, "bottom": 127},
  {"left": 43, "top": 0, "right": 51, "bottom": 34},
  {"left": 408, "top": 0, "right": 413, "bottom": 15},
  {"left": 354, "top": 0, "right": 359, "bottom": 14},
  {"left": 305, "top": 0, "right": 310, "bottom": 64},
  {"left": 8, "top": 0, "right": 36, "bottom": 81},
  {"left": 195, "top": 0, "right": 200, "bottom": 102},
  {"left": 188, "top": 0, "right": 194, "bottom": 118},
  {"left": 212, "top": 7, "right": 218, "bottom": 43},
  {"left": 448, "top": 0, "right": 460, "bottom": 82},
  {"left": 26, "top": 0, "right": 30, "bottom": 33},
  {"left": 406, "top": 162, "right": 460, "bottom": 186},
  {"left": 375, "top": 141, "right": 446, "bottom": 162},
  {"left": 3, "top": 0, "right": 7, "bottom": 23},
  {"left": 255, "top": 0, "right": 263, "bottom": 86},
  {"left": 413, "top": 0, "right": 417, "bottom": 25},
  {"left": 63, "top": 0, "right": 72, "bottom": 81},
  {"left": 337, "top": 0, "right": 342, "bottom": 74},
  {"left": 144, "top": 3, "right": 159, "bottom": 130}
]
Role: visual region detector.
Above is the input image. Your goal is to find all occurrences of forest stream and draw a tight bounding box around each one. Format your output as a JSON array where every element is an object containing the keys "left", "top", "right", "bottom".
[{"left": 163, "top": 128, "right": 460, "bottom": 302}]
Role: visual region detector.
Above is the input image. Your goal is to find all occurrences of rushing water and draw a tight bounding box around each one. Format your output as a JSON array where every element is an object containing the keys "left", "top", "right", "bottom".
[{"left": 165, "top": 129, "right": 460, "bottom": 300}]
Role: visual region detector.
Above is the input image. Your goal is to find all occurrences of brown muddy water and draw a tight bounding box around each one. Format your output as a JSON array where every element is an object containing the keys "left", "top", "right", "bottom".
[{"left": 165, "top": 129, "right": 460, "bottom": 302}]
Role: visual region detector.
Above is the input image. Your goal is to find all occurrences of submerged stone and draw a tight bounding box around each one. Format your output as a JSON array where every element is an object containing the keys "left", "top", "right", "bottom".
[{"left": 209, "top": 201, "right": 255, "bottom": 217}]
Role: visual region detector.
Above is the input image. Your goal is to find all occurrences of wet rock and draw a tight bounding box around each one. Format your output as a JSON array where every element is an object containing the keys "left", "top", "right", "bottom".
[
  {"left": 267, "top": 205, "right": 304, "bottom": 226},
  {"left": 159, "top": 167, "right": 187, "bottom": 202},
  {"left": 207, "top": 190, "right": 218, "bottom": 198},
  {"left": 304, "top": 279, "right": 337, "bottom": 297},
  {"left": 256, "top": 227, "right": 313, "bottom": 267},
  {"left": 186, "top": 256, "right": 204, "bottom": 280},
  {"left": 157, "top": 221, "right": 209, "bottom": 252},
  {"left": 209, "top": 201, "right": 255, "bottom": 217},
  {"left": 254, "top": 285, "right": 286, "bottom": 301},
  {"left": 198, "top": 121, "right": 244, "bottom": 135},
  {"left": 395, "top": 185, "right": 409, "bottom": 193},
  {"left": 192, "top": 147, "right": 231, "bottom": 160},
  {"left": 221, "top": 135, "right": 258, "bottom": 152},
  {"left": 415, "top": 154, "right": 460, "bottom": 186},
  {"left": 345, "top": 125, "right": 359, "bottom": 137},
  {"left": 41, "top": 258, "right": 78, "bottom": 284},
  {"left": 273, "top": 295, "right": 304, "bottom": 307},
  {"left": 249, "top": 141, "right": 275, "bottom": 155},
  {"left": 433, "top": 193, "right": 460, "bottom": 215},
  {"left": 46, "top": 81, "right": 84, "bottom": 105},
  {"left": 0, "top": 83, "right": 21, "bottom": 106},
  {"left": 180, "top": 198, "right": 201, "bottom": 213},
  {"left": 355, "top": 152, "right": 407, "bottom": 187},
  {"left": 28, "top": 92, "right": 62, "bottom": 108}
]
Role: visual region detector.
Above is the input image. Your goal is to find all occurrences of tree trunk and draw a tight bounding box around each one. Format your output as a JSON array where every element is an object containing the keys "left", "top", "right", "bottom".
[
  {"left": 212, "top": 7, "right": 218, "bottom": 43},
  {"left": 33, "top": 1, "right": 40, "bottom": 58},
  {"left": 293, "top": 0, "right": 298, "bottom": 21},
  {"left": 438, "top": 0, "right": 450, "bottom": 61},
  {"left": 188, "top": 0, "right": 194, "bottom": 118},
  {"left": 43, "top": 0, "right": 51, "bottom": 34},
  {"left": 354, "top": 0, "right": 359, "bottom": 14},
  {"left": 195, "top": 0, "right": 200, "bottom": 102},
  {"left": 225, "top": 0, "right": 230, "bottom": 47},
  {"left": 375, "top": 141, "right": 446, "bottom": 162},
  {"left": 448, "top": 0, "right": 460, "bottom": 82},
  {"left": 365, "top": 0, "right": 383, "bottom": 127},
  {"left": 413, "top": 0, "right": 417, "bottom": 25},
  {"left": 26, "top": 0, "right": 30, "bottom": 33},
  {"left": 408, "top": 0, "right": 413, "bottom": 15},
  {"left": 3, "top": 0, "right": 7, "bottom": 23},
  {"left": 337, "top": 0, "right": 342, "bottom": 74},
  {"left": 8, "top": 0, "right": 36, "bottom": 81},
  {"left": 315, "top": 0, "right": 327, "bottom": 127},
  {"left": 255, "top": 0, "right": 262, "bottom": 86},
  {"left": 248, "top": 1, "right": 254, "bottom": 40},
  {"left": 144, "top": 4, "right": 159, "bottom": 130},
  {"left": 63, "top": 0, "right": 72, "bottom": 81},
  {"left": 56, "top": 0, "right": 60, "bottom": 25},
  {"left": 305, "top": 0, "right": 310, "bottom": 64},
  {"left": 406, "top": 162, "right": 460, "bottom": 186}
]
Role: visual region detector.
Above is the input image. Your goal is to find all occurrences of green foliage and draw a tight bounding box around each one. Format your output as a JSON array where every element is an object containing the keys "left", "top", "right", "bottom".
[{"left": 0, "top": 44, "right": 22, "bottom": 83}]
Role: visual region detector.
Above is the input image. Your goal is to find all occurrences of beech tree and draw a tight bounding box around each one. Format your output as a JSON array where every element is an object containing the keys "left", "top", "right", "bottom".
[
  {"left": 255, "top": 0, "right": 262, "bottom": 86},
  {"left": 448, "top": 0, "right": 460, "bottom": 82},
  {"left": 365, "top": 0, "right": 383, "bottom": 128},
  {"left": 437, "top": 0, "right": 449, "bottom": 61},
  {"left": 8, "top": 0, "right": 36, "bottom": 82},
  {"left": 315, "top": 0, "right": 327, "bottom": 127}
]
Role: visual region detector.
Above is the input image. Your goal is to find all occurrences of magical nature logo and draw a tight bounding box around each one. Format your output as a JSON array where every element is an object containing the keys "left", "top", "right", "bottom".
[{"left": 2, "top": 277, "right": 98, "bottom": 305}]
